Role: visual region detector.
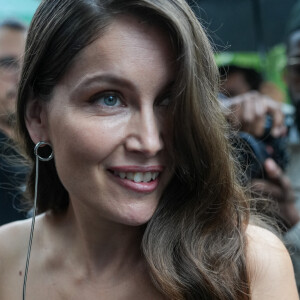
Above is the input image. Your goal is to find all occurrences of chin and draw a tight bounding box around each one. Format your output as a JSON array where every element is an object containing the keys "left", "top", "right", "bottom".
[{"left": 119, "top": 207, "right": 156, "bottom": 227}]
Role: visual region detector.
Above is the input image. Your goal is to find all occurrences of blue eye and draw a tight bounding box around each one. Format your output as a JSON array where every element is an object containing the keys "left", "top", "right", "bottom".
[
  {"left": 91, "top": 93, "right": 122, "bottom": 107},
  {"left": 102, "top": 95, "right": 120, "bottom": 106}
]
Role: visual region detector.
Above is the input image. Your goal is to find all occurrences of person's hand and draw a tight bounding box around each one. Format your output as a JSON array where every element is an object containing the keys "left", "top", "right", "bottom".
[
  {"left": 251, "top": 158, "right": 300, "bottom": 228},
  {"left": 222, "top": 91, "right": 286, "bottom": 138}
]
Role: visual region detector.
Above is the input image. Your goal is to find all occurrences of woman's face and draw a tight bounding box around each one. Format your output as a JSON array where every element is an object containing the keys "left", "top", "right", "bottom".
[{"left": 35, "top": 15, "right": 176, "bottom": 226}]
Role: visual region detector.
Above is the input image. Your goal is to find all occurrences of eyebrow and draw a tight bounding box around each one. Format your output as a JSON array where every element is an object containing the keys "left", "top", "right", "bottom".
[{"left": 71, "top": 73, "right": 137, "bottom": 94}]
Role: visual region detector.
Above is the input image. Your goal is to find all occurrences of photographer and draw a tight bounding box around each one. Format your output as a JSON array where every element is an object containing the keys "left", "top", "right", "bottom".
[{"left": 221, "top": 63, "right": 299, "bottom": 211}]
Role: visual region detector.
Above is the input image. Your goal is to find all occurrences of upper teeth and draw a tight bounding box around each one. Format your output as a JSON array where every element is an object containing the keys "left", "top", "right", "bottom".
[{"left": 113, "top": 171, "right": 159, "bottom": 183}]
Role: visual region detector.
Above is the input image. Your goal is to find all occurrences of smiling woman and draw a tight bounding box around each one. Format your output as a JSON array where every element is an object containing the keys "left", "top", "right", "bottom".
[
  {"left": 31, "top": 14, "right": 174, "bottom": 226},
  {"left": 0, "top": 0, "right": 298, "bottom": 300}
]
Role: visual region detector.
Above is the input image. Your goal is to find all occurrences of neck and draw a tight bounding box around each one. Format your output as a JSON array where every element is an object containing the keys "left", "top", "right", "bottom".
[{"left": 48, "top": 202, "right": 146, "bottom": 277}]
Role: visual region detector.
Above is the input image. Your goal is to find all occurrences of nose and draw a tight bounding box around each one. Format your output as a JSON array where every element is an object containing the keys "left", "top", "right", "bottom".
[{"left": 125, "top": 105, "right": 164, "bottom": 157}]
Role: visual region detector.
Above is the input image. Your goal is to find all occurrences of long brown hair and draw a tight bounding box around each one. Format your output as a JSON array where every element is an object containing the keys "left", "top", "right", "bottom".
[{"left": 17, "top": 0, "right": 250, "bottom": 298}]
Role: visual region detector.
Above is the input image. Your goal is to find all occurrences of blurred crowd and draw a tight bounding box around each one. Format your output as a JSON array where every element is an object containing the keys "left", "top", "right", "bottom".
[{"left": 0, "top": 19, "right": 27, "bottom": 224}]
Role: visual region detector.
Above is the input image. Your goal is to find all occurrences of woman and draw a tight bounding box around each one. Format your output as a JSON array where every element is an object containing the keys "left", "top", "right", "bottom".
[{"left": 0, "top": 0, "right": 297, "bottom": 299}]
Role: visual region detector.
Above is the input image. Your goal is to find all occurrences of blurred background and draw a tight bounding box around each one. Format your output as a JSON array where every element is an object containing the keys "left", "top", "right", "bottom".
[
  {"left": 189, "top": 0, "right": 297, "bottom": 53},
  {"left": 1, "top": 0, "right": 297, "bottom": 50},
  {"left": 186, "top": 0, "right": 298, "bottom": 101},
  {"left": 0, "top": 0, "right": 39, "bottom": 24}
]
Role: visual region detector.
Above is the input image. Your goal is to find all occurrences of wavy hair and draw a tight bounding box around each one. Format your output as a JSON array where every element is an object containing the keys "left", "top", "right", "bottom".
[{"left": 17, "top": 0, "right": 250, "bottom": 299}]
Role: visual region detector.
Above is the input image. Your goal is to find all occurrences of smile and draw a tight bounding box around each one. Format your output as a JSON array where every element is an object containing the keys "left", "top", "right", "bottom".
[
  {"left": 112, "top": 171, "right": 160, "bottom": 183},
  {"left": 107, "top": 166, "right": 163, "bottom": 193}
]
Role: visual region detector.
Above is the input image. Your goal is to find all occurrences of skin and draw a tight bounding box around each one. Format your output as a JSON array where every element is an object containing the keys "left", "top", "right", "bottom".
[
  {"left": 0, "top": 15, "right": 298, "bottom": 300},
  {"left": 0, "top": 27, "right": 26, "bottom": 138},
  {"left": 223, "top": 91, "right": 285, "bottom": 138},
  {"left": 247, "top": 225, "right": 298, "bottom": 300}
]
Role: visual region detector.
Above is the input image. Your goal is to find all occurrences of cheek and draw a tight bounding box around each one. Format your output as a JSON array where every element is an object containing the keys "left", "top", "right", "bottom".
[{"left": 48, "top": 114, "right": 126, "bottom": 181}]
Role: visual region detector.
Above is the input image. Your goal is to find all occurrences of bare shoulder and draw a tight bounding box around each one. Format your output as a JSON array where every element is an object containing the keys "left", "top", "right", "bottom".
[
  {"left": 0, "top": 219, "right": 31, "bottom": 298},
  {"left": 0, "top": 218, "right": 32, "bottom": 265},
  {"left": 0, "top": 217, "right": 32, "bottom": 239},
  {"left": 0, "top": 216, "right": 46, "bottom": 299},
  {"left": 246, "top": 224, "right": 299, "bottom": 300}
]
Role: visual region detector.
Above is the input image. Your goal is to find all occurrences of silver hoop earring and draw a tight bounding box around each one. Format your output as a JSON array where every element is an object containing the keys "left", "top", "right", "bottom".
[
  {"left": 34, "top": 141, "right": 54, "bottom": 162},
  {"left": 23, "top": 141, "right": 53, "bottom": 300}
]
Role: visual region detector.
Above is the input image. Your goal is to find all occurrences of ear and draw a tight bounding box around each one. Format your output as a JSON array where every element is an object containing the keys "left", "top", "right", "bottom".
[{"left": 25, "top": 98, "right": 50, "bottom": 144}]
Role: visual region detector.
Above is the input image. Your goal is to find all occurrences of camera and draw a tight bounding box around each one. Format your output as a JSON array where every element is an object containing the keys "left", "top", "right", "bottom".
[{"left": 232, "top": 115, "right": 290, "bottom": 182}]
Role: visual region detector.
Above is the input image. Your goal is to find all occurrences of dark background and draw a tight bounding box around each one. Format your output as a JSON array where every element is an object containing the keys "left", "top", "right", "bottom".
[{"left": 188, "top": 0, "right": 298, "bottom": 52}]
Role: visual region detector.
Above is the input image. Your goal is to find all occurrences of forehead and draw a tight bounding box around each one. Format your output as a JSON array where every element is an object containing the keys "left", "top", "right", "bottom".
[
  {"left": 288, "top": 30, "right": 300, "bottom": 57},
  {"left": 59, "top": 15, "right": 176, "bottom": 87},
  {"left": 0, "top": 27, "right": 26, "bottom": 57}
]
